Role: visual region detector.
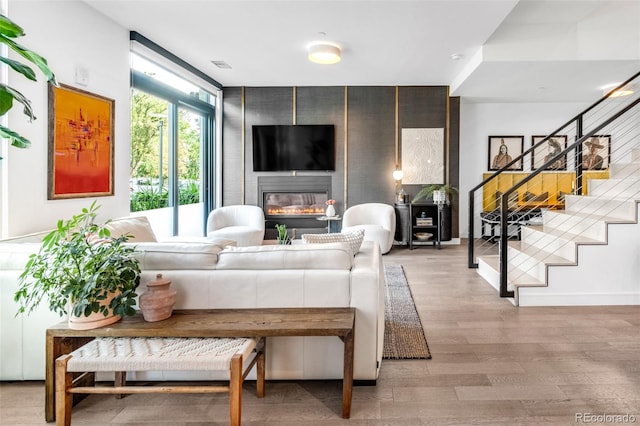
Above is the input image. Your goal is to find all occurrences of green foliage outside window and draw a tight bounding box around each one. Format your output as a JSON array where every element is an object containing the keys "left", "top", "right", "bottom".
[{"left": 129, "top": 89, "right": 202, "bottom": 212}]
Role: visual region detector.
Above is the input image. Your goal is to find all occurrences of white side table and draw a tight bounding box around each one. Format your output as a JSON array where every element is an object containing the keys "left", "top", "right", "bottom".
[{"left": 316, "top": 215, "right": 342, "bottom": 233}]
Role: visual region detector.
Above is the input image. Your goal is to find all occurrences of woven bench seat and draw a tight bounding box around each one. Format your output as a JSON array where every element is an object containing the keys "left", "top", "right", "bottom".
[{"left": 55, "top": 337, "right": 265, "bottom": 426}]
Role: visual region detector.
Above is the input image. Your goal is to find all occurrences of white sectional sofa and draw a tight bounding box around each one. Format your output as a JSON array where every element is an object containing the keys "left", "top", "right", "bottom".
[{"left": 0, "top": 216, "right": 385, "bottom": 382}]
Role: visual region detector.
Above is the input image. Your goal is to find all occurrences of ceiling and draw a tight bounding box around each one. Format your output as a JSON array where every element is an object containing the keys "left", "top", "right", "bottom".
[{"left": 83, "top": 0, "right": 640, "bottom": 103}]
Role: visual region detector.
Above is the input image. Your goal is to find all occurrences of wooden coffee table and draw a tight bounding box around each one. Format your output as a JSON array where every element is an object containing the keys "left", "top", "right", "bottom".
[{"left": 45, "top": 307, "right": 356, "bottom": 421}]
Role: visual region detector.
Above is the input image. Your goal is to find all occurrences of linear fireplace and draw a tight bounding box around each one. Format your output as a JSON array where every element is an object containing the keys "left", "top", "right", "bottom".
[{"left": 258, "top": 176, "right": 332, "bottom": 239}]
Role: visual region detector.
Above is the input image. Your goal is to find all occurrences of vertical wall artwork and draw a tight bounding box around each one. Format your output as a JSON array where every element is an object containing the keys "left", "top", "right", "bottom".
[
  {"left": 582, "top": 135, "right": 611, "bottom": 170},
  {"left": 48, "top": 84, "right": 114, "bottom": 199},
  {"left": 488, "top": 136, "right": 524, "bottom": 171},
  {"left": 401, "top": 128, "right": 444, "bottom": 184}
]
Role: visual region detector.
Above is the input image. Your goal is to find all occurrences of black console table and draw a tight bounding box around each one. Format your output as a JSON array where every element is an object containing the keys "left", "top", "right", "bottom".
[{"left": 396, "top": 203, "right": 452, "bottom": 250}]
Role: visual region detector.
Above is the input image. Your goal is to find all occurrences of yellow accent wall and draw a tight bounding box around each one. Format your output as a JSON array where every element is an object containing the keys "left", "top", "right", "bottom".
[{"left": 482, "top": 171, "right": 610, "bottom": 211}]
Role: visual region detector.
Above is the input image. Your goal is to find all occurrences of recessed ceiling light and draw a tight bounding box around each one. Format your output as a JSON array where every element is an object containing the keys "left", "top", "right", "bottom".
[
  {"left": 211, "top": 60, "right": 232, "bottom": 69},
  {"left": 450, "top": 53, "right": 463, "bottom": 60},
  {"left": 308, "top": 42, "right": 341, "bottom": 65}
]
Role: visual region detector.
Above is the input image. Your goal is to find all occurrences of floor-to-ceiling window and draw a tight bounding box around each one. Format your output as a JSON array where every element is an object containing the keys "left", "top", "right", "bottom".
[{"left": 129, "top": 50, "right": 218, "bottom": 237}]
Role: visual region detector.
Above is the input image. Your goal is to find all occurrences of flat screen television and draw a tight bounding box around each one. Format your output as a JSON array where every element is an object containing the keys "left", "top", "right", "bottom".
[{"left": 252, "top": 124, "right": 335, "bottom": 171}]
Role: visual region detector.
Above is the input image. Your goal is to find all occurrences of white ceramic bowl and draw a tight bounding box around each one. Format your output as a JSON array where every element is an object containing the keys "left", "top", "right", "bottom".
[{"left": 414, "top": 232, "right": 433, "bottom": 241}]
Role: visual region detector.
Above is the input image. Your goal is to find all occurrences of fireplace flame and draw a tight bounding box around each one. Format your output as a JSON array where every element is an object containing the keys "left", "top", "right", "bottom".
[{"left": 267, "top": 206, "right": 325, "bottom": 216}]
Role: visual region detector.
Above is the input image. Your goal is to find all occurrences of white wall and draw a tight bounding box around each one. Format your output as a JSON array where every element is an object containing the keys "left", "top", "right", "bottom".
[
  {"left": 458, "top": 101, "right": 588, "bottom": 238},
  {"left": 2, "top": 0, "right": 130, "bottom": 238}
]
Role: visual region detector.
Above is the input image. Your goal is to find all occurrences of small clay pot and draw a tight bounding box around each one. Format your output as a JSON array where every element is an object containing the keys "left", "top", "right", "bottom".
[{"left": 139, "top": 273, "right": 177, "bottom": 322}]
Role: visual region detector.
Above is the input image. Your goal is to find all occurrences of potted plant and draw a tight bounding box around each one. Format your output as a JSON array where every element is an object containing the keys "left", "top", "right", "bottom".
[
  {"left": 412, "top": 184, "right": 458, "bottom": 205},
  {"left": 275, "top": 223, "right": 290, "bottom": 245},
  {"left": 14, "top": 202, "right": 141, "bottom": 330}
]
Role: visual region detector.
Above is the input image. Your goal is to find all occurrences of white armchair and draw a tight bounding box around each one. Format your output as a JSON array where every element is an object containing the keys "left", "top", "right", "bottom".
[
  {"left": 341, "top": 203, "right": 396, "bottom": 254},
  {"left": 206, "top": 205, "right": 265, "bottom": 246}
]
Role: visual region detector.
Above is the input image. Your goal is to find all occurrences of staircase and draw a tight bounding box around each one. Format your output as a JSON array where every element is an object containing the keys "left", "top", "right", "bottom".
[
  {"left": 477, "top": 148, "right": 640, "bottom": 306},
  {"left": 469, "top": 71, "right": 640, "bottom": 306}
]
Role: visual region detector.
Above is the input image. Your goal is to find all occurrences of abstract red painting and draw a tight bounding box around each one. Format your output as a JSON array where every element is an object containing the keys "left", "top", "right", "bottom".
[{"left": 48, "top": 84, "right": 114, "bottom": 199}]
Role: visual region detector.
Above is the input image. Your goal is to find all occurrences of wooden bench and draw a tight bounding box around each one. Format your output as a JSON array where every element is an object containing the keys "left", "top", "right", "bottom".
[
  {"left": 46, "top": 308, "right": 356, "bottom": 422},
  {"left": 55, "top": 336, "right": 265, "bottom": 426}
]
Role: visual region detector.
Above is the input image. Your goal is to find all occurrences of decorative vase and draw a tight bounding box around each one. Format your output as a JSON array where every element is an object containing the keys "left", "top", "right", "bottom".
[
  {"left": 68, "top": 291, "right": 121, "bottom": 330},
  {"left": 139, "top": 273, "right": 177, "bottom": 322},
  {"left": 433, "top": 190, "right": 447, "bottom": 204},
  {"left": 326, "top": 204, "right": 336, "bottom": 217}
]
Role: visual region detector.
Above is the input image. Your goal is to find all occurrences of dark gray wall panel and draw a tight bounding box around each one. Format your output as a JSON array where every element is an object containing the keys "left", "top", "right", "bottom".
[
  {"left": 222, "top": 85, "right": 457, "bottom": 236},
  {"left": 347, "top": 87, "right": 396, "bottom": 208},
  {"left": 398, "top": 86, "right": 448, "bottom": 185},
  {"left": 244, "top": 87, "right": 293, "bottom": 206},
  {"left": 296, "top": 86, "right": 345, "bottom": 213},
  {"left": 398, "top": 86, "right": 460, "bottom": 237},
  {"left": 222, "top": 88, "right": 242, "bottom": 205}
]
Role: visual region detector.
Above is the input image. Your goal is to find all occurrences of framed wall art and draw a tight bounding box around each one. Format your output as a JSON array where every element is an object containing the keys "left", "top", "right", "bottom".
[
  {"left": 531, "top": 135, "right": 568, "bottom": 170},
  {"left": 581, "top": 135, "right": 611, "bottom": 170},
  {"left": 48, "top": 84, "right": 114, "bottom": 199},
  {"left": 401, "top": 128, "right": 445, "bottom": 184},
  {"left": 487, "top": 136, "right": 523, "bottom": 171}
]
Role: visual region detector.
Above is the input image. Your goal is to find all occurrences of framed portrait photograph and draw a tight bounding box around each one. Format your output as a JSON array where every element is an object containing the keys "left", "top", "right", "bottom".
[
  {"left": 48, "top": 84, "right": 114, "bottom": 200},
  {"left": 531, "top": 135, "right": 568, "bottom": 170},
  {"left": 582, "top": 135, "right": 611, "bottom": 170},
  {"left": 488, "top": 136, "right": 524, "bottom": 171}
]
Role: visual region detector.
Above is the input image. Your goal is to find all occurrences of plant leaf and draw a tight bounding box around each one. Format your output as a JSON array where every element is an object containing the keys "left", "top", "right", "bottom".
[
  {"left": 0, "top": 14, "right": 25, "bottom": 38},
  {"left": 0, "top": 83, "right": 35, "bottom": 120},
  {"left": 0, "top": 56, "right": 36, "bottom": 81},
  {"left": 0, "top": 124, "right": 31, "bottom": 149},
  {"left": 0, "top": 87, "right": 13, "bottom": 115},
  {"left": 0, "top": 34, "right": 57, "bottom": 84}
]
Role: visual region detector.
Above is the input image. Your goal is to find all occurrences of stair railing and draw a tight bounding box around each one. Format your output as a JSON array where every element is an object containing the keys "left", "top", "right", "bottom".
[
  {"left": 468, "top": 70, "right": 640, "bottom": 298},
  {"left": 504, "top": 112, "right": 640, "bottom": 291}
]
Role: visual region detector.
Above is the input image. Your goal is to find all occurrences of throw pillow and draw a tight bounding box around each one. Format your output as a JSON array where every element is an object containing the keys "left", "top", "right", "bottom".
[
  {"left": 301, "top": 229, "right": 365, "bottom": 256},
  {"left": 523, "top": 191, "right": 549, "bottom": 202},
  {"left": 106, "top": 216, "right": 157, "bottom": 242}
]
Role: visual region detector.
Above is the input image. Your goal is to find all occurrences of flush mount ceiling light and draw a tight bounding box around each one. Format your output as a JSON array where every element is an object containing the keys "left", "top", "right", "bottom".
[{"left": 308, "top": 43, "right": 341, "bottom": 65}]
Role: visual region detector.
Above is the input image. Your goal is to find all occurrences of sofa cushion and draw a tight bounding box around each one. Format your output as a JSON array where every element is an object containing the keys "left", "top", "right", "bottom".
[
  {"left": 217, "top": 242, "right": 353, "bottom": 270},
  {"left": 131, "top": 241, "right": 227, "bottom": 270},
  {"left": 106, "top": 216, "right": 157, "bottom": 242},
  {"left": 301, "top": 229, "right": 365, "bottom": 255},
  {"left": 0, "top": 243, "right": 42, "bottom": 270}
]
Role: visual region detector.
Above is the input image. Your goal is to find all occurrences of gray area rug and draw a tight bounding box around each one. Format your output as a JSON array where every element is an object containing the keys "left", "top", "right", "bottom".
[{"left": 383, "top": 264, "right": 431, "bottom": 359}]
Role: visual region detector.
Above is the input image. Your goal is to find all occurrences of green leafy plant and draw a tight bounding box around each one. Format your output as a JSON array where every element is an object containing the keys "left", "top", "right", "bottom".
[
  {"left": 130, "top": 185, "right": 168, "bottom": 212},
  {"left": 412, "top": 184, "right": 458, "bottom": 205},
  {"left": 14, "top": 201, "right": 141, "bottom": 319},
  {"left": 275, "top": 223, "right": 289, "bottom": 245},
  {"left": 0, "top": 13, "right": 57, "bottom": 153}
]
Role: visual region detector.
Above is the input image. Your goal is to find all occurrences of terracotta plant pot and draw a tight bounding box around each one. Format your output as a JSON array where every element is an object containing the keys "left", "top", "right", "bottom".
[{"left": 68, "top": 292, "right": 121, "bottom": 330}]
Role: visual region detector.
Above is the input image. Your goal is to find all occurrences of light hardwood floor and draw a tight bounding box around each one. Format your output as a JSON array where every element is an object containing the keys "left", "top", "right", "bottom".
[{"left": 1, "top": 242, "right": 639, "bottom": 425}]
